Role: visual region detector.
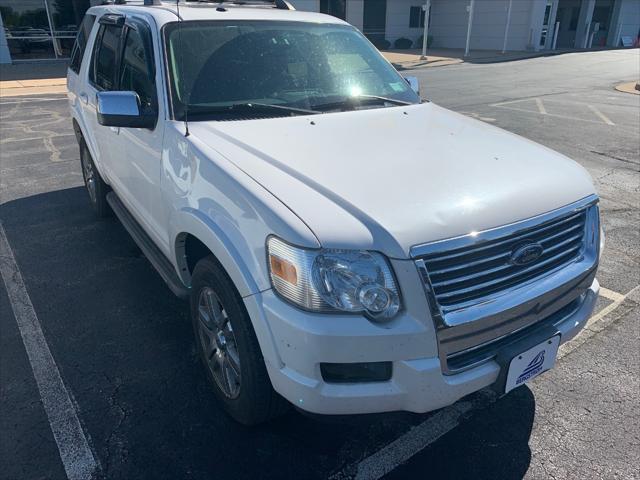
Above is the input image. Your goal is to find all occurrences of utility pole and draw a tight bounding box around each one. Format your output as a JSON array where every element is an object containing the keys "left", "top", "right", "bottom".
[
  {"left": 465, "top": 0, "right": 475, "bottom": 57},
  {"left": 420, "top": 0, "right": 431, "bottom": 60},
  {"left": 502, "top": 0, "right": 513, "bottom": 54}
]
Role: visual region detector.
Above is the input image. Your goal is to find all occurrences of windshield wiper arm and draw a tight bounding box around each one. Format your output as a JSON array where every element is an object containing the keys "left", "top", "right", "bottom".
[
  {"left": 193, "top": 102, "right": 320, "bottom": 117},
  {"left": 311, "top": 95, "right": 413, "bottom": 112},
  {"left": 354, "top": 95, "right": 413, "bottom": 106}
]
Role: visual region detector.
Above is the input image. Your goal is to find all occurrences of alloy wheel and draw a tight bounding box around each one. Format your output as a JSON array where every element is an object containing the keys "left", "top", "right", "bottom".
[{"left": 197, "top": 287, "right": 242, "bottom": 399}]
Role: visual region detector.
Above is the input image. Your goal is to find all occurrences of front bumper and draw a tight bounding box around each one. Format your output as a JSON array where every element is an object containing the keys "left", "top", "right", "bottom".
[{"left": 244, "top": 273, "right": 599, "bottom": 416}]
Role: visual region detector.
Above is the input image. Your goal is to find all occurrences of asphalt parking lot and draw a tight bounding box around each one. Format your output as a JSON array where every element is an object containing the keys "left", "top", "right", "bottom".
[{"left": 1, "top": 49, "right": 639, "bottom": 480}]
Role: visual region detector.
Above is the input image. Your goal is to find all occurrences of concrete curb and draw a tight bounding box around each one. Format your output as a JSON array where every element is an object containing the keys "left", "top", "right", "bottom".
[
  {"left": 0, "top": 77, "right": 67, "bottom": 97},
  {"left": 614, "top": 81, "right": 640, "bottom": 95},
  {"left": 392, "top": 58, "right": 464, "bottom": 71}
]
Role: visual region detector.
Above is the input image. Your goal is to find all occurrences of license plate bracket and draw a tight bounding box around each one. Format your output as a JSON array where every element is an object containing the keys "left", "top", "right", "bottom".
[
  {"left": 493, "top": 325, "right": 561, "bottom": 394},
  {"left": 504, "top": 335, "right": 560, "bottom": 393}
]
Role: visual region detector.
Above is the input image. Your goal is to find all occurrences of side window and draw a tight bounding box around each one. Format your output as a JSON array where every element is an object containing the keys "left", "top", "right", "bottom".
[
  {"left": 69, "top": 14, "right": 97, "bottom": 74},
  {"left": 90, "top": 24, "right": 122, "bottom": 91},
  {"left": 119, "top": 24, "right": 156, "bottom": 110}
]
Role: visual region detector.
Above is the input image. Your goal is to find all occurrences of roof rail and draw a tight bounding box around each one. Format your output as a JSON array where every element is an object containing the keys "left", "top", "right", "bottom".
[{"left": 139, "top": 1, "right": 296, "bottom": 9}]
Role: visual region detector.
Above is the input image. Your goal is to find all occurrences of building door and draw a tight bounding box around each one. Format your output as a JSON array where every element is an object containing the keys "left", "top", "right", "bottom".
[
  {"left": 0, "top": 0, "right": 89, "bottom": 60},
  {"left": 554, "top": 0, "right": 582, "bottom": 48},
  {"left": 591, "top": 0, "right": 615, "bottom": 47},
  {"left": 320, "top": 0, "right": 346, "bottom": 20},
  {"left": 363, "top": 0, "right": 387, "bottom": 47}
]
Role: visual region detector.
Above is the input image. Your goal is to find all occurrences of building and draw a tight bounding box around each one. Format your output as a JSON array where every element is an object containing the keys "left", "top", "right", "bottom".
[
  {"left": 0, "top": 0, "right": 638, "bottom": 63},
  {"left": 292, "top": 0, "right": 640, "bottom": 51}
]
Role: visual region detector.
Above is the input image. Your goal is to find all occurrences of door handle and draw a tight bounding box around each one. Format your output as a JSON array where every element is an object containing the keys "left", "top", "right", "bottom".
[{"left": 79, "top": 92, "right": 89, "bottom": 105}]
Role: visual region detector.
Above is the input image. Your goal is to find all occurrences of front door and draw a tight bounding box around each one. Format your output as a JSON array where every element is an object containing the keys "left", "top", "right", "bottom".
[
  {"left": 114, "top": 15, "right": 168, "bottom": 254},
  {"left": 363, "top": 0, "right": 387, "bottom": 47}
]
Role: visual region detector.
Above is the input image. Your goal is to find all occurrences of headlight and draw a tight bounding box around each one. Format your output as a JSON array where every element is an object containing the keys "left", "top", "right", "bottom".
[{"left": 267, "top": 237, "right": 401, "bottom": 320}]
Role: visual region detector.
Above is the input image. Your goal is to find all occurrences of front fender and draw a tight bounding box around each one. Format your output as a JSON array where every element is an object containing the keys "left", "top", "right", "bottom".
[{"left": 170, "top": 207, "right": 261, "bottom": 298}]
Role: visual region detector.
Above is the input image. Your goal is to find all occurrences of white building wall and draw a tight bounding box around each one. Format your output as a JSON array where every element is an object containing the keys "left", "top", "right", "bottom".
[
  {"left": 617, "top": 0, "right": 640, "bottom": 42},
  {"left": 0, "top": 13, "right": 11, "bottom": 64},
  {"left": 384, "top": 0, "right": 423, "bottom": 46},
  {"left": 429, "top": 0, "right": 537, "bottom": 51},
  {"left": 289, "top": 0, "right": 639, "bottom": 51}
]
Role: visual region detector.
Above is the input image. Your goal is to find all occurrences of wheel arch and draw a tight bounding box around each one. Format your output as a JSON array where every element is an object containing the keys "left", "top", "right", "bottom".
[
  {"left": 174, "top": 211, "right": 285, "bottom": 372},
  {"left": 172, "top": 208, "right": 263, "bottom": 298}
]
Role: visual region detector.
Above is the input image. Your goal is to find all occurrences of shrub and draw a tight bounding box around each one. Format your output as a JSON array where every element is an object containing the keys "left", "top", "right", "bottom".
[
  {"left": 372, "top": 38, "right": 392, "bottom": 50},
  {"left": 415, "top": 35, "right": 434, "bottom": 48},
  {"left": 394, "top": 37, "right": 413, "bottom": 50}
]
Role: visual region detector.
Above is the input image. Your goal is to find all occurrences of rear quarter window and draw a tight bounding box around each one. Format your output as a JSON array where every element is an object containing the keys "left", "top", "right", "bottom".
[{"left": 69, "top": 14, "right": 97, "bottom": 74}]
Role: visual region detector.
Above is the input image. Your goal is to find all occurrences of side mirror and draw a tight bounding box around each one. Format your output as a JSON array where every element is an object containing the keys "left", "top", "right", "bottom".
[
  {"left": 96, "top": 91, "right": 156, "bottom": 129},
  {"left": 404, "top": 76, "right": 420, "bottom": 97}
]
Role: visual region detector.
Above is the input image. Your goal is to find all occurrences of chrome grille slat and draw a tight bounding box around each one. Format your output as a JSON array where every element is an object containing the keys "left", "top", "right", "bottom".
[
  {"left": 425, "top": 211, "right": 585, "bottom": 264},
  {"left": 412, "top": 195, "right": 600, "bottom": 375},
  {"left": 428, "top": 221, "right": 584, "bottom": 278},
  {"left": 428, "top": 250, "right": 512, "bottom": 277},
  {"left": 435, "top": 244, "right": 582, "bottom": 304},
  {"left": 417, "top": 208, "right": 589, "bottom": 311},
  {"left": 430, "top": 231, "right": 585, "bottom": 291}
]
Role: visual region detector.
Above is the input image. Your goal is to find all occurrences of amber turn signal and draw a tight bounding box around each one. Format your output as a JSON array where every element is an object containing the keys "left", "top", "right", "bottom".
[{"left": 269, "top": 255, "right": 298, "bottom": 285}]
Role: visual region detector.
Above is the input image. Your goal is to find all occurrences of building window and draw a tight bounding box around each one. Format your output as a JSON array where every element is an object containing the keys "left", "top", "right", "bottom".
[
  {"left": 1, "top": 0, "right": 90, "bottom": 60},
  {"left": 409, "top": 6, "right": 426, "bottom": 29},
  {"left": 320, "top": 0, "right": 346, "bottom": 20},
  {"left": 569, "top": 7, "right": 580, "bottom": 31}
]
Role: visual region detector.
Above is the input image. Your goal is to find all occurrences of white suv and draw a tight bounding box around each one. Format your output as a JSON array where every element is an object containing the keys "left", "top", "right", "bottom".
[{"left": 68, "top": 0, "right": 601, "bottom": 425}]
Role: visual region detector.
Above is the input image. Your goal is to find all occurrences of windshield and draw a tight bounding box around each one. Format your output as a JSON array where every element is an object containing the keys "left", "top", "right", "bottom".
[{"left": 164, "top": 21, "right": 420, "bottom": 120}]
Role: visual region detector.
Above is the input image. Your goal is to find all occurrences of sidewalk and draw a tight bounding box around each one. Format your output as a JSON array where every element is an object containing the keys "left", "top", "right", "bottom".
[
  {"left": 381, "top": 50, "right": 463, "bottom": 70},
  {"left": 381, "top": 48, "right": 576, "bottom": 70},
  {"left": 0, "top": 62, "right": 68, "bottom": 97}
]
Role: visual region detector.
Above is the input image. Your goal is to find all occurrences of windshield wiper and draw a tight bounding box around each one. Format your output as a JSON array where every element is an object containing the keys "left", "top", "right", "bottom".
[
  {"left": 188, "top": 102, "right": 320, "bottom": 118},
  {"left": 311, "top": 95, "right": 413, "bottom": 112}
]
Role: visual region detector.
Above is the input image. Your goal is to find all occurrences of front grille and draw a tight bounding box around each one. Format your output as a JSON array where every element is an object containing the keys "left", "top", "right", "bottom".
[{"left": 418, "top": 209, "right": 587, "bottom": 312}]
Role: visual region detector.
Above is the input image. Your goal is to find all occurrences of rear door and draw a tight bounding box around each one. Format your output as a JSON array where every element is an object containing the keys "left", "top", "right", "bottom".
[
  {"left": 67, "top": 13, "right": 96, "bottom": 110},
  {"left": 81, "top": 14, "right": 125, "bottom": 185}
]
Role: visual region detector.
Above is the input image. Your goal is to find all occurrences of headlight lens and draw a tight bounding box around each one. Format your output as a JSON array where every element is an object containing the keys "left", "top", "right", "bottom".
[{"left": 267, "top": 237, "right": 401, "bottom": 320}]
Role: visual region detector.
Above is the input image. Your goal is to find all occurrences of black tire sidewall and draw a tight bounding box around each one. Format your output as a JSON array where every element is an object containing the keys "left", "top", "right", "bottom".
[
  {"left": 190, "top": 257, "right": 279, "bottom": 425},
  {"left": 79, "top": 140, "right": 111, "bottom": 217}
]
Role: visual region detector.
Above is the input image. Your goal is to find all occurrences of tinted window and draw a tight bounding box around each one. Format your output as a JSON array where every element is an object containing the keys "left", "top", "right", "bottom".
[
  {"left": 90, "top": 24, "right": 122, "bottom": 90},
  {"left": 70, "top": 14, "right": 96, "bottom": 74},
  {"left": 119, "top": 25, "right": 155, "bottom": 110}
]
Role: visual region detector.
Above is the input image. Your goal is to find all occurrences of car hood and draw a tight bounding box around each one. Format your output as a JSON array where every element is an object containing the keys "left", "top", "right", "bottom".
[{"left": 188, "top": 103, "right": 596, "bottom": 258}]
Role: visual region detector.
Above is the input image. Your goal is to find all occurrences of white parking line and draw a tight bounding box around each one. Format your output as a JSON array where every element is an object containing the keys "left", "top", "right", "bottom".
[
  {"left": 330, "top": 285, "right": 637, "bottom": 480},
  {"left": 587, "top": 104, "right": 616, "bottom": 126},
  {"left": 535, "top": 98, "right": 547, "bottom": 115},
  {"left": 0, "top": 222, "right": 100, "bottom": 480}
]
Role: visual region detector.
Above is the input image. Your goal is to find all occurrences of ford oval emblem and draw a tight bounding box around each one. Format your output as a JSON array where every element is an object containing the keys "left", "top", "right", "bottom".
[{"left": 510, "top": 242, "right": 544, "bottom": 266}]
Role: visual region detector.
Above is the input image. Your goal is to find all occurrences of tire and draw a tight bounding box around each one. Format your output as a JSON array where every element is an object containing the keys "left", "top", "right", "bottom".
[
  {"left": 190, "top": 256, "right": 289, "bottom": 425},
  {"left": 79, "top": 139, "right": 111, "bottom": 218}
]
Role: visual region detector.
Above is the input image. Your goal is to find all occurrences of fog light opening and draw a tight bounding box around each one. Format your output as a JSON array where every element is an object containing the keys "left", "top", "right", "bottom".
[{"left": 320, "top": 362, "right": 392, "bottom": 384}]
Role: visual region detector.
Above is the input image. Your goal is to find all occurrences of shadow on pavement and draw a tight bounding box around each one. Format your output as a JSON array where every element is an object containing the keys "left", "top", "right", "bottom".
[
  {"left": 0, "top": 187, "right": 534, "bottom": 480},
  {"left": 383, "top": 386, "right": 535, "bottom": 480}
]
